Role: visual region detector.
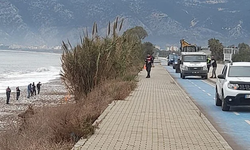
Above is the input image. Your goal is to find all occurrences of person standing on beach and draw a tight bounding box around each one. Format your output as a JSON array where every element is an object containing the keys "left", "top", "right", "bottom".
[
  {"left": 27, "top": 83, "right": 32, "bottom": 98},
  {"left": 16, "top": 87, "right": 20, "bottom": 100},
  {"left": 37, "top": 82, "right": 42, "bottom": 94},
  {"left": 6, "top": 86, "right": 11, "bottom": 104},
  {"left": 30, "top": 83, "right": 34, "bottom": 96},
  {"left": 32, "top": 82, "right": 36, "bottom": 95},
  {"left": 16, "top": 87, "right": 21, "bottom": 100}
]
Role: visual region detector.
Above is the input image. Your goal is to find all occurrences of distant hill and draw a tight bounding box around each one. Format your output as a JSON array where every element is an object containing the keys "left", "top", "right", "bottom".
[{"left": 0, "top": 0, "right": 250, "bottom": 48}]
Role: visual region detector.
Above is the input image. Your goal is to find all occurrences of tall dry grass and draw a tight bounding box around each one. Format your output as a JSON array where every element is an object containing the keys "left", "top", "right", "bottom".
[{"left": 61, "top": 18, "right": 146, "bottom": 103}]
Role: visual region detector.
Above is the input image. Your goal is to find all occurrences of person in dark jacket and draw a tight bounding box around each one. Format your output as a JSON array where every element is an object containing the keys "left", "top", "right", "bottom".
[
  {"left": 32, "top": 82, "right": 36, "bottom": 95},
  {"left": 16, "top": 87, "right": 20, "bottom": 100},
  {"left": 145, "top": 53, "right": 154, "bottom": 78},
  {"left": 210, "top": 56, "right": 217, "bottom": 78},
  {"left": 6, "top": 86, "right": 11, "bottom": 104},
  {"left": 37, "top": 82, "right": 42, "bottom": 94},
  {"left": 27, "top": 83, "right": 32, "bottom": 98}
]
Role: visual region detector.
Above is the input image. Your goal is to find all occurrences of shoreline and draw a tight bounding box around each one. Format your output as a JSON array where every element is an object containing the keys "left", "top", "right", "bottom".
[
  {"left": 0, "top": 49, "right": 62, "bottom": 54},
  {"left": 0, "top": 78, "right": 68, "bottom": 131},
  {"left": 0, "top": 76, "right": 61, "bottom": 97}
]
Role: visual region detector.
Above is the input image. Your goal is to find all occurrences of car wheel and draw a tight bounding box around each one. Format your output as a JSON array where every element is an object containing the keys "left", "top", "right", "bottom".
[
  {"left": 221, "top": 92, "right": 230, "bottom": 111},
  {"left": 168, "top": 63, "right": 170, "bottom": 66},
  {"left": 215, "top": 87, "right": 222, "bottom": 106},
  {"left": 204, "top": 75, "right": 208, "bottom": 79},
  {"left": 181, "top": 74, "right": 185, "bottom": 79}
]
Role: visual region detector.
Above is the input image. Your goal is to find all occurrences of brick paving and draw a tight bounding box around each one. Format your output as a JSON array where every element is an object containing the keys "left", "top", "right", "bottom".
[{"left": 73, "top": 63, "right": 232, "bottom": 150}]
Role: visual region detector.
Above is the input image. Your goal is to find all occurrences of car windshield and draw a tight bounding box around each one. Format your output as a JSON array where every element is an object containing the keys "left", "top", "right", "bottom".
[
  {"left": 183, "top": 46, "right": 196, "bottom": 52},
  {"left": 183, "top": 55, "right": 206, "bottom": 62},
  {"left": 173, "top": 55, "right": 179, "bottom": 61},
  {"left": 169, "top": 55, "right": 174, "bottom": 59},
  {"left": 228, "top": 66, "right": 250, "bottom": 77}
]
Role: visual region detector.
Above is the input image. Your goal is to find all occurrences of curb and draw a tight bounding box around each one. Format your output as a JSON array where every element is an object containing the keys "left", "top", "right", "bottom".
[{"left": 72, "top": 100, "right": 117, "bottom": 150}]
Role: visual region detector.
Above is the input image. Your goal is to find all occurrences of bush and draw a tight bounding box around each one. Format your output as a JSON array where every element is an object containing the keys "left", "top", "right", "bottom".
[{"left": 61, "top": 18, "right": 147, "bottom": 103}]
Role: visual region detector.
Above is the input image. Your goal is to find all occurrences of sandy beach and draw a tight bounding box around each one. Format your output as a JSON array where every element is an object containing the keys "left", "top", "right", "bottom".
[{"left": 0, "top": 78, "right": 68, "bottom": 131}]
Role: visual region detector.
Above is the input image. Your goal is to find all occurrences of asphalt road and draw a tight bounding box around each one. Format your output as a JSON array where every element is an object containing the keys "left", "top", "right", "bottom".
[{"left": 164, "top": 64, "right": 250, "bottom": 150}]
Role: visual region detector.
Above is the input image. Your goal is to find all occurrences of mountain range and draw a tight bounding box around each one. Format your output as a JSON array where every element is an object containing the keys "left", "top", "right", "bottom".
[{"left": 0, "top": 0, "right": 250, "bottom": 49}]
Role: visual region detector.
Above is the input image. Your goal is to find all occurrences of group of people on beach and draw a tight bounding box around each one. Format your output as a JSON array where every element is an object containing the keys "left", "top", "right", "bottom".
[
  {"left": 27, "top": 82, "right": 42, "bottom": 98},
  {"left": 5, "top": 82, "right": 42, "bottom": 104},
  {"left": 6, "top": 86, "right": 21, "bottom": 104}
]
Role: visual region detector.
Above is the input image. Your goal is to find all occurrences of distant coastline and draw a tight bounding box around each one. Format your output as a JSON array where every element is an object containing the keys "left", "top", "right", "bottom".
[{"left": 0, "top": 47, "right": 63, "bottom": 54}]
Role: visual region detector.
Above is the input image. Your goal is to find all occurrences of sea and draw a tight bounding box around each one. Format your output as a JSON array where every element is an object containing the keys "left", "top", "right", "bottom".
[{"left": 0, "top": 49, "right": 62, "bottom": 97}]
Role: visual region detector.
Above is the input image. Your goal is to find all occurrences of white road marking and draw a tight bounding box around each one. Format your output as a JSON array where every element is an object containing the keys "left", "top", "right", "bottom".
[
  {"left": 192, "top": 81, "right": 213, "bottom": 98},
  {"left": 245, "top": 120, "right": 250, "bottom": 125},
  {"left": 233, "top": 112, "right": 240, "bottom": 115},
  {"left": 202, "top": 80, "right": 216, "bottom": 87}
]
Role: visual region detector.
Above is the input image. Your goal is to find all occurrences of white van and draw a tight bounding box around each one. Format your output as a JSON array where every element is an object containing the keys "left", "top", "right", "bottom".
[{"left": 180, "top": 52, "right": 208, "bottom": 79}]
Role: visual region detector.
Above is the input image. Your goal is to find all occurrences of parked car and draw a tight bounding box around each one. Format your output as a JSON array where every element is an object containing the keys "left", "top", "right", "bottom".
[
  {"left": 167, "top": 53, "right": 179, "bottom": 67},
  {"left": 173, "top": 55, "right": 180, "bottom": 69},
  {"left": 167, "top": 54, "right": 175, "bottom": 66},
  {"left": 215, "top": 62, "right": 250, "bottom": 111}
]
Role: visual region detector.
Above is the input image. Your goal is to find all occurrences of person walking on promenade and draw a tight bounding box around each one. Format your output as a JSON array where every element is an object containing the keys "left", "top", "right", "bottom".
[
  {"left": 210, "top": 56, "right": 217, "bottom": 78},
  {"left": 16, "top": 87, "right": 20, "bottom": 100},
  {"left": 37, "top": 82, "right": 42, "bottom": 94},
  {"left": 32, "top": 82, "right": 36, "bottom": 95},
  {"left": 27, "top": 83, "right": 32, "bottom": 98},
  {"left": 207, "top": 56, "right": 211, "bottom": 72},
  {"left": 6, "top": 86, "right": 11, "bottom": 104},
  {"left": 145, "top": 53, "right": 154, "bottom": 78}
]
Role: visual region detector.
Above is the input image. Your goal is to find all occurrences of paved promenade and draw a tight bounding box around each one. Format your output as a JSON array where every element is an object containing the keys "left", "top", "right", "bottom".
[{"left": 73, "top": 63, "right": 232, "bottom": 150}]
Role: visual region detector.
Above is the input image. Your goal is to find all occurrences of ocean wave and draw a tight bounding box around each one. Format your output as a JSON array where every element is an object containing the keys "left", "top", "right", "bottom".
[
  {"left": 0, "top": 67, "right": 61, "bottom": 95},
  {"left": 0, "top": 50, "right": 61, "bottom": 95},
  {"left": 36, "top": 67, "right": 50, "bottom": 72},
  {"left": 1, "top": 66, "right": 60, "bottom": 79}
]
